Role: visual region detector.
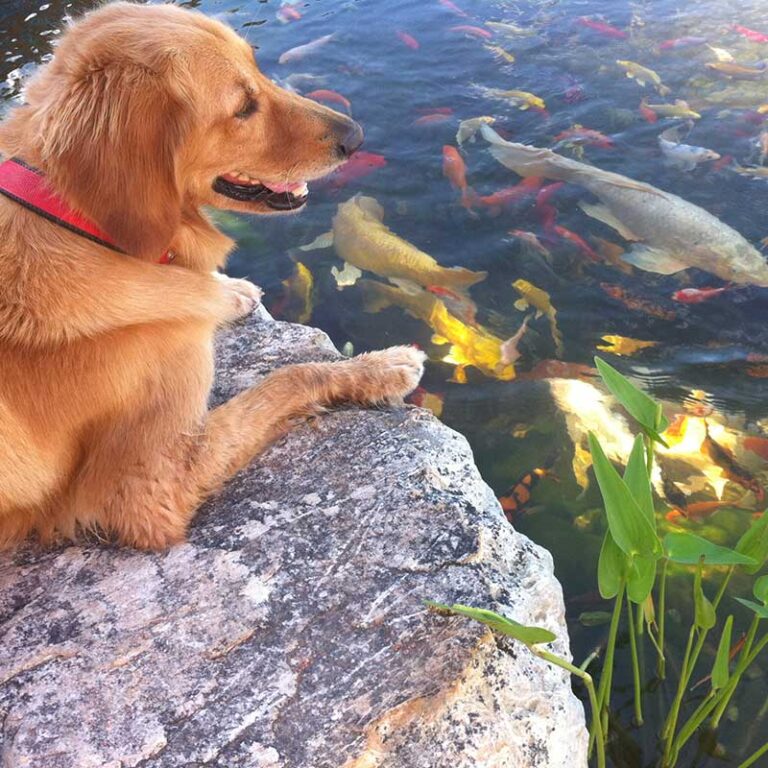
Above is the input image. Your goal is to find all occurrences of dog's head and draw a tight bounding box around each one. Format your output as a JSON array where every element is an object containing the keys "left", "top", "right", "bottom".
[{"left": 0, "top": 2, "right": 362, "bottom": 259}]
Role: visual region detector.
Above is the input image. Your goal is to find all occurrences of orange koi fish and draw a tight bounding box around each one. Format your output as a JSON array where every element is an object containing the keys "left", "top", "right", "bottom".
[
  {"left": 498, "top": 467, "right": 556, "bottom": 520},
  {"left": 396, "top": 30, "right": 420, "bottom": 49},
  {"left": 442, "top": 145, "right": 475, "bottom": 209},
  {"left": 305, "top": 89, "right": 351, "bottom": 113},
  {"left": 414, "top": 112, "right": 452, "bottom": 126},
  {"left": 553, "top": 125, "right": 614, "bottom": 149},
  {"left": 450, "top": 25, "right": 493, "bottom": 39},
  {"left": 553, "top": 225, "right": 600, "bottom": 262},
  {"left": 476, "top": 176, "right": 542, "bottom": 215},
  {"left": 600, "top": 283, "right": 676, "bottom": 320},
  {"left": 702, "top": 423, "right": 765, "bottom": 502}
]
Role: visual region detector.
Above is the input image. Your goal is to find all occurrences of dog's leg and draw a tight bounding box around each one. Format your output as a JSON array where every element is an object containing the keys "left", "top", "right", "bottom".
[{"left": 73, "top": 347, "right": 425, "bottom": 549}]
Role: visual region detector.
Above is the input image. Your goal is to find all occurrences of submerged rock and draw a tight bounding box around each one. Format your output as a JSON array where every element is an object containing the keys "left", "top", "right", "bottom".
[{"left": 0, "top": 310, "right": 587, "bottom": 767}]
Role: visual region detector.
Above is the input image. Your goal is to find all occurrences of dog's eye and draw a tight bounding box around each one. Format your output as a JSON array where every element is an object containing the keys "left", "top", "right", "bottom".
[{"left": 235, "top": 98, "right": 258, "bottom": 119}]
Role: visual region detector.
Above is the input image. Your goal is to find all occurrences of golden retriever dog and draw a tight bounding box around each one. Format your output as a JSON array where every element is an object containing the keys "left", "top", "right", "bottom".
[{"left": 0, "top": 2, "right": 424, "bottom": 550}]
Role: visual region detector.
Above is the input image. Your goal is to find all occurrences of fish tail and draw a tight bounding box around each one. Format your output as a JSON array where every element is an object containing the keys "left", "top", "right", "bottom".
[
  {"left": 443, "top": 267, "right": 488, "bottom": 288},
  {"left": 461, "top": 186, "right": 480, "bottom": 211},
  {"left": 360, "top": 281, "right": 396, "bottom": 313}
]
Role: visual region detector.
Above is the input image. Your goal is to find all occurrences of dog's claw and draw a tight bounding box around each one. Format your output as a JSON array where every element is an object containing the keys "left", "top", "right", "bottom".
[{"left": 214, "top": 272, "right": 263, "bottom": 320}]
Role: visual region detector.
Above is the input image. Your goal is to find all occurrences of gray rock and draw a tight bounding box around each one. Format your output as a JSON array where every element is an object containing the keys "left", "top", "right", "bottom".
[{"left": 0, "top": 310, "right": 587, "bottom": 767}]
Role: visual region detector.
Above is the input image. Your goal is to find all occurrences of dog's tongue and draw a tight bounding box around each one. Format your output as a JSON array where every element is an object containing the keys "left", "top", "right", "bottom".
[{"left": 263, "top": 180, "right": 306, "bottom": 194}]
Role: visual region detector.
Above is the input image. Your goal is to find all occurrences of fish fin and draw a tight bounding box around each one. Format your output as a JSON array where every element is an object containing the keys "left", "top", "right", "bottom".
[
  {"left": 658, "top": 84, "right": 671, "bottom": 97},
  {"left": 360, "top": 282, "right": 395, "bottom": 313},
  {"left": 444, "top": 266, "right": 488, "bottom": 288},
  {"left": 622, "top": 245, "right": 689, "bottom": 275},
  {"left": 298, "top": 230, "right": 334, "bottom": 251},
  {"left": 331, "top": 262, "right": 362, "bottom": 288},
  {"left": 513, "top": 298, "right": 529, "bottom": 311},
  {"left": 431, "top": 334, "right": 450, "bottom": 345},
  {"left": 355, "top": 195, "right": 386, "bottom": 221},
  {"left": 450, "top": 365, "right": 468, "bottom": 384},
  {"left": 535, "top": 309, "right": 543, "bottom": 319},
  {"left": 388, "top": 277, "right": 423, "bottom": 294},
  {"left": 636, "top": 78, "right": 647, "bottom": 87},
  {"left": 578, "top": 201, "right": 641, "bottom": 241}
]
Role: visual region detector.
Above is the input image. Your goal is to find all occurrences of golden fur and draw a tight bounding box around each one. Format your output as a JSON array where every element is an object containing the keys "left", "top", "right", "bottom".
[{"left": 0, "top": 2, "right": 424, "bottom": 550}]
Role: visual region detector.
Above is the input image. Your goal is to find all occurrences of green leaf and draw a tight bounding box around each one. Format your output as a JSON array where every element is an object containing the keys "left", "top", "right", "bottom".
[
  {"left": 627, "top": 554, "right": 657, "bottom": 604},
  {"left": 753, "top": 575, "right": 768, "bottom": 605},
  {"left": 712, "top": 615, "right": 733, "bottom": 690},
  {"left": 623, "top": 434, "right": 655, "bottom": 527},
  {"left": 578, "top": 611, "right": 613, "bottom": 627},
  {"left": 589, "top": 433, "right": 661, "bottom": 558},
  {"left": 734, "top": 598, "right": 768, "bottom": 619},
  {"left": 425, "top": 601, "right": 557, "bottom": 645},
  {"left": 598, "top": 530, "right": 626, "bottom": 598},
  {"left": 694, "top": 562, "right": 716, "bottom": 630},
  {"left": 736, "top": 513, "right": 768, "bottom": 575},
  {"left": 664, "top": 532, "right": 758, "bottom": 566},
  {"left": 595, "top": 356, "right": 669, "bottom": 434}
]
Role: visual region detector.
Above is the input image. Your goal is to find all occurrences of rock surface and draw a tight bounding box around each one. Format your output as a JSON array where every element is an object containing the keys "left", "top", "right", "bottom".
[{"left": 0, "top": 310, "right": 587, "bottom": 767}]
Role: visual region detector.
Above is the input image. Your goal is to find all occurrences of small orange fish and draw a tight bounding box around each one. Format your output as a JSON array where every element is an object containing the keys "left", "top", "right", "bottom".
[
  {"left": 476, "top": 177, "right": 542, "bottom": 215},
  {"left": 553, "top": 125, "right": 614, "bottom": 149},
  {"left": 396, "top": 30, "right": 420, "bottom": 50},
  {"left": 439, "top": 0, "right": 468, "bottom": 16},
  {"left": 672, "top": 286, "right": 728, "bottom": 304},
  {"left": 276, "top": 3, "right": 302, "bottom": 22},
  {"left": 639, "top": 100, "right": 658, "bottom": 124},
  {"left": 553, "top": 225, "right": 600, "bottom": 262},
  {"left": 414, "top": 112, "right": 452, "bottom": 126},
  {"left": 518, "top": 360, "right": 597, "bottom": 381},
  {"left": 305, "top": 89, "right": 351, "bottom": 113},
  {"left": 442, "top": 145, "right": 475, "bottom": 209},
  {"left": 600, "top": 283, "right": 676, "bottom": 320},
  {"left": 665, "top": 500, "right": 746, "bottom": 522},
  {"left": 498, "top": 467, "right": 555, "bottom": 520},
  {"left": 450, "top": 25, "right": 493, "bottom": 39}
]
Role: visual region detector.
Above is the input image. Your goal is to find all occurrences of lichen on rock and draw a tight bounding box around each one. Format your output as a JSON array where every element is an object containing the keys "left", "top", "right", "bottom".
[{"left": 0, "top": 310, "right": 587, "bottom": 767}]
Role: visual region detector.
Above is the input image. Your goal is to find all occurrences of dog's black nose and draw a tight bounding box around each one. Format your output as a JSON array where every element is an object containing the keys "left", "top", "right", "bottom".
[{"left": 336, "top": 120, "right": 364, "bottom": 158}]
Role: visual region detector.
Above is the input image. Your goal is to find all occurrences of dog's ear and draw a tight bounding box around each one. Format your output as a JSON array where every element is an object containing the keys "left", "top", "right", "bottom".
[{"left": 40, "top": 62, "right": 192, "bottom": 260}]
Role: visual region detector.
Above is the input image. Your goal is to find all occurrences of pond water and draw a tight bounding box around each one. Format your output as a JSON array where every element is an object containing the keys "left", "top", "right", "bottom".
[{"left": 3, "top": 0, "right": 768, "bottom": 765}]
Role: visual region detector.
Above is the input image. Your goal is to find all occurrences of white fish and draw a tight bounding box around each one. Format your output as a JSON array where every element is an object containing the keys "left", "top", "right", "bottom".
[
  {"left": 282, "top": 73, "right": 328, "bottom": 92},
  {"left": 658, "top": 124, "right": 720, "bottom": 171},
  {"left": 481, "top": 124, "right": 768, "bottom": 286},
  {"left": 707, "top": 45, "right": 735, "bottom": 63},
  {"left": 456, "top": 116, "right": 496, "bottom": 146},
  {"left": 278, "top": 34, "right": 335, "bottom": 65}
]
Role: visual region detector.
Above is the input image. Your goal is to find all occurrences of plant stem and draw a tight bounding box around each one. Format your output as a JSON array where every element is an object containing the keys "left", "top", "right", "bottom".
[
  {"left": 627, "top": 592, "right": 644, "bottom": 725},
  {"left": 737, "top": 741, "right": 768, "bottom": 768},
  {"left": 657, "top": 558, "right": 668, "bottom": 679},
  {"left": 669, "top": 691, "right": 720, "bottom": 763},
  {"left": 535, "top": 648, "right": 606, "bottom": 768},
  {"left": 596, "top": 581, "right": 625, "bottom": 731},
  {"left": 662, "top": 624, "right": 696, "bottom": 760}
]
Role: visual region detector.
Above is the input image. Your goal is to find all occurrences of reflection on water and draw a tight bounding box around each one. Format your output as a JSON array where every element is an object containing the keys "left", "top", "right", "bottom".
[{"left": 3, "top": 0, "right": 768, "bottom": 763}]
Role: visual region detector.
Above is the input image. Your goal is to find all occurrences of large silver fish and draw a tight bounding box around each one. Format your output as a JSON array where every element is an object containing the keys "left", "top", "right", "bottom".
[{"left": 481, "top": 125, "right": 768, "bottom": 286}]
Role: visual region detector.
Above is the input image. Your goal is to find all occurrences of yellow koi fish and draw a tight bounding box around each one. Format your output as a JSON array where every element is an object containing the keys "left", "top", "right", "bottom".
[
  {"left": 642, "top": 98, "right": 701, "bottom": 119},
  {"left": 597, "top": 334, "right": 658, "bottom": 356},
  {"left": 484, "top": 88, "right": 546, "bottom": 110},
  {"left": 278, "top": 261, "right": 313, "bottom": 324},
  {"left": 512, "top": 279, "right": 564, "bottom": 357},
  {"left": 484, "top": 44, "right": 516, "bottom": 64},
  {"left": 360, "top": 280, "right": 516, "bottom": 382},
  {"left": 332, "top": 195, "right": 487, "bottom": 290},
  {"left": 456, "top": 116, "right": 497, "bottom": 146},
  {"left": 616, "top": 60, "right": 670, "bottom": 95}
]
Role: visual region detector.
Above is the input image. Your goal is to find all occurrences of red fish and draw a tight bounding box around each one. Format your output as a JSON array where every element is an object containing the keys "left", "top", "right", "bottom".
[
  {"left": 639, "top": 100, "right": 658, "bottom": 124},
  {"left": 438, "top": 0, "right": 468, "bottom": 17},
  {"left": 415, "top": 107, "right": 454, "bottom": 115},
  {"left": 426, "top": 285, "right": 478, "bottom": 324},
  {"left": 553, "top": 225, "right": 600, "bottom": 262},
  {"left": 535, "top": 181, "right": 565, "bottom": 209},
  {"left": 745, "top": 436, "right": 768, "bottom": 461},
  {"left": 712, "top": 154, "right": 734, "bottom": 172},
  {"left": 449, "top": 25, "right": 493, "bottom": 39},
  {"left": 672, "top": 286, "right": 728, "bottom": 304},
  {"left": 553, "top": 126, "right": 614, "bottom": 148},
  {"left": 276, "top": 4, "right": 302, "bottom": 22},
  {"left": 324, "top": 151, "right": 386, "bottom": 189},
  {"left": 536, "top": 202, "right": 558, "bottom": 231},
  {"left": 476, "top": 177, "right": 542, "bottom": 215},
  {"left": 518, "top": 360, "right": 597, "bottom": 381},
  {"left": 396, "top": 30, "right": 420, "bottom": 49},
  {"left": 658, "top": 36, "right": 707, "bottom": 50},
  {"left": 305, "top": 89, "right": 351, "bottom": 113},
  {"left": 733, "top": 24, "right": 768, "bottom": 43},
  {"left": 442, "top": 145, "right": 475, "bottom": 209},
  {"left": 665, "top": 500, "right": 747, "bottom": 522},
  {"left": 413, "top": 112, "right": 453, "bottom": 126},
  {"left": 576, "top": 17, "right": 628, "bottom": 39}
]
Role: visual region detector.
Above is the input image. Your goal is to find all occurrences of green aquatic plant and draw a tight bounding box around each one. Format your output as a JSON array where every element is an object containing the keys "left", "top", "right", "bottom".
[{"left": 428, "top": 357, "right": 768, "bottom": 767}]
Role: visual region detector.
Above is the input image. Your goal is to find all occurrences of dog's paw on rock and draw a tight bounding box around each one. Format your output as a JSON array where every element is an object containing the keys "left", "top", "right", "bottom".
[{"left": 214, "top": 272, "right": 264, "bottom": 320}]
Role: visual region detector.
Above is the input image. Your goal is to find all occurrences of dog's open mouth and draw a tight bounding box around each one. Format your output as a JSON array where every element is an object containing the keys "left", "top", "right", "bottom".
[{"left": 213, "top": 172, "right": 309, "bottom": 211}]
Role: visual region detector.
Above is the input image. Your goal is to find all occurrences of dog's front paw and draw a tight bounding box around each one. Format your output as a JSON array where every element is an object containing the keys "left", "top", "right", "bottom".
[
  {"left": 214, "top": 272, "right": 264, "bottom": 320},
  {"left": 349, "top": 345, "right": 426, "bottom": 405}
]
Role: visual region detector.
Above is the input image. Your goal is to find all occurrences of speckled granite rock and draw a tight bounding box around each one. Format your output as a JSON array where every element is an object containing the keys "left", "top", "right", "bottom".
[{"left": 0, "top": 309, "right": 587, "bottom": 768}]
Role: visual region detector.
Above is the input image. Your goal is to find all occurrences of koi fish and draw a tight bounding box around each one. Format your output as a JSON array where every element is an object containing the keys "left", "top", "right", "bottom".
[
  {"left": 658, "top": 125, "right": 720, "bottom": 171},
  {"left": 616, "top": 60, "right": 670, "bottom": 95},
  {"left": 283, "top": 72, "right": 327, "bottom": 91},
  {"left": 276, "top": 2, "right": 302, "bottom": 23},
  {"left": 442, "top": 145, "right": 476, "bottom": 210},
  {"left": 600, "top": 283, "right": 676, "bottom": 319},
  {"left": 278, "top": 34, "right": 335, "bottom": 64},
  {"left": 305, "top": 89, "right": 351, "bottom": 113},
  {"left": 732, "top": 25, "right": 768, "bottom": 44},
  {"left": 512, "top": 278, "right": 564, "bottom": 357},
  {"left": 731, "top": 165, "right": 768, "bottom": 178},
  {"left": 476, "top": 176, "right": 542, "bottom": 215},
  {"left": 407, "top": 386, "right": 445, "bottom": 417},
  {"left": 484, "top": 44, "right": 516, "bottom": 63},
  {"left": 592, "top": 240, "right": 632, "bottom": 274},
  {"left": 332, "top": 195, "right": 486, "bottom": 290},
  {"left": 274, "top": 261, "right": 313, "bottom": 323},
  {"left": 456, "top": 116, "right": 496, "bottom": 146},
  {"left": 498, "top": 466, "right": 555, "bottom": 519},
  {"left": 672, "top": 286, "right": 728, "bottom": 303},
  {"left": 597, "top": 335, "right": 657, "bottom": 356},
  {"left": 576, "top": 17, "right": 628, "bottom": 39},
  {"left": 518, "top": 360, "right": 596, "bottom": 381},
  {"left": 360, "top": 280, "right": 516, "bottom": 381},
  {"left": 553, "top": 225, "right": 600, "bottom": 262},
  {"left": 322, "top": 151, "right": 386, "bottom": 189},
  {"left": 641, "top": 99, "right": 700, "bottom": 120},
  {"left": 416, "top": 106, "right": 454, "bottom": 115},
  {"left": 707, "top": 45, "right": 735, "bottom": 62},
  {"left": 665, "top": 500, "right": 747, "bottom": 522},
  {"left": 702, "top": 422, "right": 765, "bottom": 502},
  {"left": 500, "top": 315, "right": 530, "bottom": 365},
  {"left": 450, "top": 25, "right": 493, "bottom": 39},
  {"left": 396, "top": 30, "right": 420, "bottom": 50},
  {"left": 744, "top": 436, "right": 768, "bottom": 461},
  {"left": 438, "top": 0, "right": 467, "bottom": 17},
  {"left": 481, "top": 125, "right": 768, "bottom": 286},
  {"left": 639, "top": 100, "right": 659, "bottom": 123},
  {"left": 483, "top": 87, "right": 546, "bottom": 110},
  {"left": 659, "top": 36, "right": 707, "bottom": 51},
  {"left": 508, "top": 229, "right": 551, "bottom": 258},
  {"left": 484, "top": 21, "right": 536, "bottom": 37},
  {"left": 413, "top": 112, "right": 452, "bottom": 126},
  {"left": 425, "top": 285, "right": 478, "bottom": 325},
  {"left": 535, "top": 181, "right": 565, "bottom": 210},
  {"left": 553, "top": 125, "right": 614, "bottom": 149},
  {"left": 707, "top": 61, "right": 767, "bottom": 80}
]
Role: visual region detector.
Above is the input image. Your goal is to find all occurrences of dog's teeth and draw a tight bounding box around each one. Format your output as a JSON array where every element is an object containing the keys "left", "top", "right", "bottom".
[{"left": 295, "top": 183, "right": 309, "bottom": 197}]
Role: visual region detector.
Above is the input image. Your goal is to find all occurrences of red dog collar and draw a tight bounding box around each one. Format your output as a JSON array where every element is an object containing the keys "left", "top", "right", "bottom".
[{"left": 0, "top": 157, "right": 174, "bottom": 264}]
